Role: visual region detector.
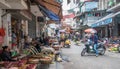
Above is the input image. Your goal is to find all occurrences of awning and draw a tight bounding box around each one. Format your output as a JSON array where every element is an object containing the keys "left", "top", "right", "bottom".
[
  {"left": 39, "top": 5, "right": 60, "bottom": 21},
  {"left": 91, "top": 13, "right": 113, "bottom": 27},
  {"left": 111, "top": 11, "right": 120, "bottom": 17},
  {"left": 91, "top": 11, "right": 120, "bottom": 27},
  {"left": 47, "top": 20, "right": 57, "bottom": 24},
  {"left": 0, "top": 0, "right": 11, "bottom": 9},
  {"left": 35, "top": 0, "right": 63, "bottom": 19},
  {"left": 107, "top": 3, "right": 120, "bottom": 12},
  {"left": 20, "top": 10, "right": 32, "bottom": 20}
]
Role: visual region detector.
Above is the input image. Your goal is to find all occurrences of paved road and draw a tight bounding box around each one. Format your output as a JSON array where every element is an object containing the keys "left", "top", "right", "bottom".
[{"left": 49, "top": 41, "right": 120, "bottom": 69}]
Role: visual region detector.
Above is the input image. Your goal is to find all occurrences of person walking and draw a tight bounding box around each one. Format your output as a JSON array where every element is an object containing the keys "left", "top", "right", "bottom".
[{"left": 60, "top": 32, "right": 65, "bottom": 47}]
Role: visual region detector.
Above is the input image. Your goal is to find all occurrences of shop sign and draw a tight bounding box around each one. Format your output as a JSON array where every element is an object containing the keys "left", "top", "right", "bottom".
[{"left": 91, "top": 18, "right": 112, "bottom": 27}]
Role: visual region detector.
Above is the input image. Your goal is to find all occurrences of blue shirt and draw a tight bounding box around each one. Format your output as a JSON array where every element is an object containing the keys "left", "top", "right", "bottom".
[{"left": 90, "top": 34, "right": 98, "bottom": 44}]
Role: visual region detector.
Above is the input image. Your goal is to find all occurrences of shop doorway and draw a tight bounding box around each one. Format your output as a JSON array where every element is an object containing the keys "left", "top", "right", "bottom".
[
  {"left": 11, "top": 17, "right": 23, "bottom": 49},
  {"left": 118, "top": 24, "right": 120, "bottom": 36}
]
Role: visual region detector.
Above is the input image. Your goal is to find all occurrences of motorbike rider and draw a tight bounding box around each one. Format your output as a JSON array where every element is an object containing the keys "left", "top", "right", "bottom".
[{"left": 90, "top": 32, "right": 99, "bottom": 57}]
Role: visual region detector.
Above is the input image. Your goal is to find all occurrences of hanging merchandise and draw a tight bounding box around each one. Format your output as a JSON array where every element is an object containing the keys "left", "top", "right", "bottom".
[
  {"left": 0, "top": 28, "right": 5, "bottom": 37},
  {"left": 0, "top": 36, "right": 4, "bottom": 44},
  {"left": 12, "top": 32, "right": 17, "bottom": 48},
  {"left": 0, "top": 21, "right": 6, "bottom": 44},
  {"left": 0, "top": 28, "right": 5, "bottom": 44},
  {"left": 0, "top": 21, "right": 5, "bottom": 37}
]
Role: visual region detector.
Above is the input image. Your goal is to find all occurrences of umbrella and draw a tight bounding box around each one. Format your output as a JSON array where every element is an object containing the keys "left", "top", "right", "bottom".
[
  {"left": 76, "top": 32, "right": 79, "bottom": 34},
  {"left": 59, "top": 30, "right": 65, "bottom": 32},
  {"left": 84, "top": 28, "right": 97, "bottom": 33}
]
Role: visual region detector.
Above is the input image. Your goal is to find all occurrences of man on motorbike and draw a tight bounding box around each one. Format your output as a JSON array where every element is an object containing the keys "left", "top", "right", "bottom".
[{"left": 90, "top": 33, "right": 99, "bottom": 57}]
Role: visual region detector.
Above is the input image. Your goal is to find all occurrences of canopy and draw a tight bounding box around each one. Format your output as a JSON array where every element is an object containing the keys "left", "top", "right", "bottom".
[
  {"left": 39, "top": 5, "right": 60, "bottom": 21},
  {"left": 59, "top": 29, "right": 65, "bottom": 32},
  {"left": 91, "top": 13, "right": 113, "bottom": 27},
  {"left": 35, "top": 0, "right": 63, "bottom": 19},
  {"left": 91, "top": 11, "right": 120, "bottom": 27},
  {"left": 84, "top": 28, "right": 97, "bottom": 33}
]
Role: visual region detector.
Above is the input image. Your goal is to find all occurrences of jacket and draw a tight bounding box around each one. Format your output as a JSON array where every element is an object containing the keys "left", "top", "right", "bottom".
[{"left": 90, "top": 34, "right": 98, "bottom": 44}]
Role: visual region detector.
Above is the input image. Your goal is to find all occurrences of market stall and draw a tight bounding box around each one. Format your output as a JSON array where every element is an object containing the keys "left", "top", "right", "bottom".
[{"left": 0, "top": 44, "right": 56, "bottom": 69}]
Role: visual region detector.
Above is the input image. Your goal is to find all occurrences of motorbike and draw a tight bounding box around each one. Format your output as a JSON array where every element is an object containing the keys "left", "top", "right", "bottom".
[
  {"left": 64, "top": 44, "right": 71, "bottom": 48},
  {"left": 64, "top": 39, "right": 71, "bottom": 48},
  {"left": 81, "top": 41, "right": 106, "bottom": 56}
]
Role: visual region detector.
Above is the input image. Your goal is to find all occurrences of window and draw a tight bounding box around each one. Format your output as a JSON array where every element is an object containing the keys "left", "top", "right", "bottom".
[
  {"left": 116, "top": 0, "right": 120, "bottom": 4},
  {"left": 87, "top": 12, "right": 94, "bottom": 17},
  {"left": 95, "top": 13, "right": 100, "bottom": 17}
]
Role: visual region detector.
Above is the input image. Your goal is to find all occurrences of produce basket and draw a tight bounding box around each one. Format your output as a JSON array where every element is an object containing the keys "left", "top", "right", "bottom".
[
  {"left": 52, "top": 45, "right": 60, "bottom": 51},
  {"left": 27, "top": 58, "right": 40, "bottom": 64},
  {"left": 40, "top": 57, "right": 52, "bottom": 64},
  {"left": 30, "top": 54, "right": 43, "bottom": 59}
]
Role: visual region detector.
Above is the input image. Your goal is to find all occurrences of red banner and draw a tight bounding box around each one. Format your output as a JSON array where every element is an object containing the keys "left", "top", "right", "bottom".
[
  {"left": 0, "top": 36, "right": 4, "bottom": 44},
  {"left": 63, "top": 13, "right": 75, "bottom": 20}
]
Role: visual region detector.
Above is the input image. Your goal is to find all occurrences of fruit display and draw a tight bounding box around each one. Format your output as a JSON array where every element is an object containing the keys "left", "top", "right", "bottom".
[
  {"left": 108, "top": 44, "right": 119, "bottom": 52},
  {"left": 49, "top": 54, "right": 55, "bottom": 58},
  {"left": 9, "top": 67, "right": 19, "bottom": 69},
  {"left": 108, "top": 47, "right": 118, "bottom": 52},
  {"left": 0, "top": 59, "right": 37, "bottom": 69},
  {"left": 2, "top": 61, "right": 13, "bottom": 68},
  {"left": 26, "top": 64, "right": 37, "bottom": 69}
]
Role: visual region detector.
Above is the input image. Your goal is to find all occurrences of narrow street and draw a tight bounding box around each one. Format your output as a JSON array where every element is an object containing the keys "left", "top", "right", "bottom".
[
  {"left": 50, "top": 41, "right": 120, "bottom": 69},
  {"left": 0, "top": 0, "right": 120, "bottom": 69}
]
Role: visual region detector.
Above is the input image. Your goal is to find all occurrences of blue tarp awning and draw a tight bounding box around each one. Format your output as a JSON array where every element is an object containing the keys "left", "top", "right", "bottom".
[
  {"left": 38, "top": 5, "right": 60, "bottom": 21},
  {"left": 91, "top": 13, "right": 113, "bottom": 27},
  {"left": 91, "top": 11, "right": 120, "bottom": 27},
  {"left": 91, "top": 18, "right": 112, "bottom": 27}
]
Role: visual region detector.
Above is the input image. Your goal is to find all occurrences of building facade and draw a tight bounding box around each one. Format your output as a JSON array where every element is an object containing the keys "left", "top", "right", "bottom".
[
  {"left": 0, "top": 0, "right": 29, "bottom": 49},
  {"left": 91, "top": 0, "right": 120, "bottom": 38}
]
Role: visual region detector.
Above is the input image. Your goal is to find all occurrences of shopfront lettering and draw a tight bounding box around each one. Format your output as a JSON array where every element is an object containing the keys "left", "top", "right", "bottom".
[{"left": 91, "top": 18, "right": 112, "bottom": 27}]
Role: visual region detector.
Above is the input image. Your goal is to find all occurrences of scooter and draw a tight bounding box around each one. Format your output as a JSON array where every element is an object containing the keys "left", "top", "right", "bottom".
[
  {"left": 81, "top": 42, "right": 106, "bottom": 56},
  {"left": 64, "top": 39, "right": 71, "bottom": 48},
  {"left": 64, "top": 44, "right": 71, "bottom": 48}
]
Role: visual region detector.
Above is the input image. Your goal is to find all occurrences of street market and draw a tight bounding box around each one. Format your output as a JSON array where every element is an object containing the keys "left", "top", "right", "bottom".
[{"left": 0, "top": 0, "right": 120, "bottom": 69}]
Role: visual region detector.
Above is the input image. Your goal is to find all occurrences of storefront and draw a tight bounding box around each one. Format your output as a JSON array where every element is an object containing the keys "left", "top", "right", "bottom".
[
  {"left": 28, "top": 14, "right": 36, "bottom": 38},
  {"left": 91, "top": 11, "right": 120, "bottom": 38},
  {"left": 11, "top": 17, "right": 19, "bottom": 49}
]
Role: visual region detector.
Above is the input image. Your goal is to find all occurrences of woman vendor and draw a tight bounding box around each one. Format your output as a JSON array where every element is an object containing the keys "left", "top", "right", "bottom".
[{"left": 0, "top": 46, "right": 16, "bottom": 61}]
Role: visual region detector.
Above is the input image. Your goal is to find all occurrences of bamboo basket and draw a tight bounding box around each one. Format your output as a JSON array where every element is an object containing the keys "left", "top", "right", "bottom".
[
  {"left": 39, "top": 57, "right": 52, "bottom": 64},
  {"left": 27, "top": 58, "right": 40, "bottom": 64},
  {"left": 52, "top": 46, "right": 60, "bottom": 51}
]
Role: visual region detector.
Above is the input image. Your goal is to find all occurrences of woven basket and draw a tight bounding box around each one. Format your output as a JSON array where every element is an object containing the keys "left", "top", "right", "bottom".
[
  {"left": 52, "top": 46, "right": 60, "bottom": 50},
  {"left": 30, "top": 55, "right": 43, "bottom": 59},
  {"left": 40, "top": 58, "right": 52, "bottom": 64},
  {"left": 27, "top": 58, "right": 39, "bottom": 64}
]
